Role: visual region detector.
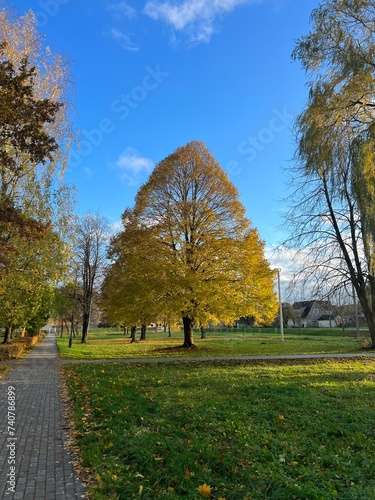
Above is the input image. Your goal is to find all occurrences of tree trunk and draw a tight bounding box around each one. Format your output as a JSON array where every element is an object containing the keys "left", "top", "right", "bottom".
[
  {"left": 20, "top": 327, "right": 26, "bottom": 338},
  {"left": 140, "top": 324, "right": 146, "bottom": 340},
  {"left": 130, "top": 325, "right": 137, "bottom": 343},
  {"left": 3, "top": 326, "right": 12, "bottom": 344},
  {"left": 81, "top": 311, "right": 90, "bottom": 344},
  {"left": 360, "top": 303, "right": 375, "bottom": 349},
  {"left": 200, "top": 325, "right": 206, "bottom": 339},
  {"left": 366, "top": 318, "right": 375, "bottom": 349},
  {"left": 69, "top": 314, "right": 75, "bottom": 348},
  {"left": 182, "top": 317, "right": 194, "bottom": 347},
  {"left": 355, "top": 278, "right": 375, "bottom": 348}
]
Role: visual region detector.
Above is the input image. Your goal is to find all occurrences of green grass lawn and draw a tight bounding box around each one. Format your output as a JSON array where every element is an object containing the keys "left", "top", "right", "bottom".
[
  {"left": 57, "top": 328, "right": 366, "bottom": 360},
  {"left": 64, "top": 358, "right": 375, "bottom": 499}
]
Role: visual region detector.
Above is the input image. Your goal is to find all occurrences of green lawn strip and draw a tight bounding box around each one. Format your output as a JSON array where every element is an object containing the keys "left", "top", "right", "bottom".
[
  {"left": 64, "top": 358, "right": 375, "bottom": 499},
  {"left": 57, "top": 328, "right": 363, "bottom": 360}
]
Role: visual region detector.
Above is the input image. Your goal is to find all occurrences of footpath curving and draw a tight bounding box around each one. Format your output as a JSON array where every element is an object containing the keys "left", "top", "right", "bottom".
[{"left": 0, "top": 332, "right": 85, "bottom": 499}]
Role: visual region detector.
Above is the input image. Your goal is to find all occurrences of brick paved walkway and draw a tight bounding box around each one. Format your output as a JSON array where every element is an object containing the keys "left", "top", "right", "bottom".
[{"left": 0, "top": 333, "right": 86, "bottom": 499}]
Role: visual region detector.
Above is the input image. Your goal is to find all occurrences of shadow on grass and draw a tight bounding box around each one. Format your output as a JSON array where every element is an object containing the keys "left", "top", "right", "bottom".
[{"left": 152, "top": 344, "right": 199, "bottom": 354}]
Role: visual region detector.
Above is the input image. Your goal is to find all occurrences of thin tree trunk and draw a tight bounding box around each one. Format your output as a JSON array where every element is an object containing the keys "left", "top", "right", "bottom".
[
  {"left": 357, "top": 287, "right": 375, "bottom": 348},
  {"left": 182, "top": 317, "right": 194, "bottom": 347},
  {"left": 200, "top": 325, "right": 206, "bottom": 339},
  {"left": 130, "top": 325, "right": 137, "bottom": 343},
  {"left": 3, "top": 325, "right": 12, "bottom": 344},
  {"left": 140, "top": 324, "right": 146, "bottom": 340},
  {"left": 69, "top": 317, "right": 74, "bottom": 348},
  {"left": 81, "top": 311, "right": 90, "bottom": 344}
]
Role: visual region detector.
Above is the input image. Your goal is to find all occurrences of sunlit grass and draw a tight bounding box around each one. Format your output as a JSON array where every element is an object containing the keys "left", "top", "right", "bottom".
[
  {"left": 57, "top": 328, "right": 365, "bottom": 360},
  {"left": 64, "top": 358, "right": 375, "bottom": 499}
]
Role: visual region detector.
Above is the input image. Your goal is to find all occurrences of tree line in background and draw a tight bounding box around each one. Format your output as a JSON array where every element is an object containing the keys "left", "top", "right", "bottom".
[
  {"left": 0, "top": 8, "right": 110, "bottom": 345},
  {"left": 3, "top": 1, "right": 375, "bottom": 349}
]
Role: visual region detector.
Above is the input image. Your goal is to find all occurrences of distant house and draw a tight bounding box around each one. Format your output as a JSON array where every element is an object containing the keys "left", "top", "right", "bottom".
[
  {"left": 290, "top": 300, "right": 336, "bottom": 328},
  {"left": 335, "top": 304, "right": 367, "bottom": 328}
]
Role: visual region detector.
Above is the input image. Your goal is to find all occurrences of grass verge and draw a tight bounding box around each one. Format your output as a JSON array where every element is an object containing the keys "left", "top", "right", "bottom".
[
  {"left": 64, "top": 358, "right": 375, "bottom": 499},
  {"left": 57, "top": 328, "right": 365, "bottom": 360}
]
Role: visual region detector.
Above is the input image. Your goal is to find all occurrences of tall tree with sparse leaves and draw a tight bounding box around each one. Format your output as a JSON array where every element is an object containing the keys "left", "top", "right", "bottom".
[
  {"left": 74, "top": 213, "right": 109, "bottom": 344},
  {"left": 284, "top": 0, "right": 375, "bottom": 348}
]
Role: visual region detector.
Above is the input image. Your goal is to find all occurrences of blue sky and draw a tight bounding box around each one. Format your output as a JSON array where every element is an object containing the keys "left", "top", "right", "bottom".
[{"left": 12, "top": 0, "right": 319, "bottom": 277}]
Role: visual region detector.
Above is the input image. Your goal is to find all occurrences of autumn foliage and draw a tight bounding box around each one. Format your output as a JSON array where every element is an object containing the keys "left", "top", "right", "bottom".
[{"left": 102, "top": 141, "right": 278, "bottom": 346}]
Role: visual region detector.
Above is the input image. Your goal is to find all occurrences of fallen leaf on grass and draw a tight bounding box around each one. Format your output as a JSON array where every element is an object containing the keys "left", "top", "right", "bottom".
[{"left": 198, "top": 483, "right": 212, "bottom": 497}]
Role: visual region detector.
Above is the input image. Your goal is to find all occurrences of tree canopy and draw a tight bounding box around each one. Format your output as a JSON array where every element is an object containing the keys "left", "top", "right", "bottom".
[
  {"left": 103, "top": 141, "right": 278, "bottom": 347},
  {"left": 0, "top": 7, "right": 75, "bottom": 342}
]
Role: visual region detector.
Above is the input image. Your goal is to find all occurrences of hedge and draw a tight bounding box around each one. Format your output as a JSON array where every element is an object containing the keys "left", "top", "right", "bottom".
[{"left": 0, "top": 333, "right": 45, "bottom": 361}]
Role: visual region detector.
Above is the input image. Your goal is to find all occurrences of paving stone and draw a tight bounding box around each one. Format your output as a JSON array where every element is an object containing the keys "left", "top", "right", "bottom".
[{"left": 0, "top": 333, "right": 86, "bottom": 499}]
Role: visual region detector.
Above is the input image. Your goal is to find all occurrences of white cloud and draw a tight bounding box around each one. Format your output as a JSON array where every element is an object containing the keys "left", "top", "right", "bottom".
[
  {"left": 114, "top": 147, "right": 154, "bottom": 185},
  {"left": 265, "top": 244, "right": 307, "bottom": 301},
  {"left": 107, "top": 28, "right": 140, "bottom": 51},
  {"left": 143, "top": 0, "right": 258, "bottom": 42},
  {"left": 110, "top": 220, "right": 123, "bottom": 234},
  {"left": 107, "top": 2, "right": 137, "bottom": 19}
]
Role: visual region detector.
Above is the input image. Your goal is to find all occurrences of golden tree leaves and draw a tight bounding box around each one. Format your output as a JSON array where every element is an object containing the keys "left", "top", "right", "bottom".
[{"left": 103, "top": 142, "right": 278, "bottom": 342}]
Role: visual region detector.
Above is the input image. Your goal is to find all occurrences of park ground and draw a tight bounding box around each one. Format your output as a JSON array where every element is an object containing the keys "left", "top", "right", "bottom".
[
  {"left": 58, "top": 328, "right": 375, "bottom": 499},
  {"left": 5, "top": 328, "right": 375, "bottom": 499}
]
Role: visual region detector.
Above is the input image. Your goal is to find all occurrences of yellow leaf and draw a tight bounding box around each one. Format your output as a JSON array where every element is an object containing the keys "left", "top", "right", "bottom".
[
  {"left": 167, "top": 487, "right": 175, "bottom": 492},
  {"left": 139, "top": 485, "right": 143, "bottom": 494},
  {"left": 198, "top": 483, "right": 212, "bottom": 497},
  {"left": 278, "top": 415, "right": 285, "bottom": 420}
]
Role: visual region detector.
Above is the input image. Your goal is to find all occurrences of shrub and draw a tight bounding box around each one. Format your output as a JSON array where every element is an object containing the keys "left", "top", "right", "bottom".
[
  {"left": 18, "top": 336, "right": 39, "bottom": 348},
  {"left": 0, "top": 342, "right": 26, "bottom": 360},
  {"left": 0, "top": 333, "right": 45, "bottom": 360}
]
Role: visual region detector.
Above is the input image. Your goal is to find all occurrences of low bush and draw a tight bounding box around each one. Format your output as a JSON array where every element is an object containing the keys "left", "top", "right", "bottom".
[
  {"left": 0, "top": 333, "right": 45, "bottom": 360},
  {"left": 0, "top": 342, "right": 26, "bottom": 360},
  {"left": 18, "top": 336, "right": 39, "bottom": 348}
]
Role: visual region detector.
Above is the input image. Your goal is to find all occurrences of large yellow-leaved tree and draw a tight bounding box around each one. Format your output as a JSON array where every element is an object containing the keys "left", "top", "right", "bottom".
[{"left": 103, "top": 141, "right": 277, "bottom": 347}]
